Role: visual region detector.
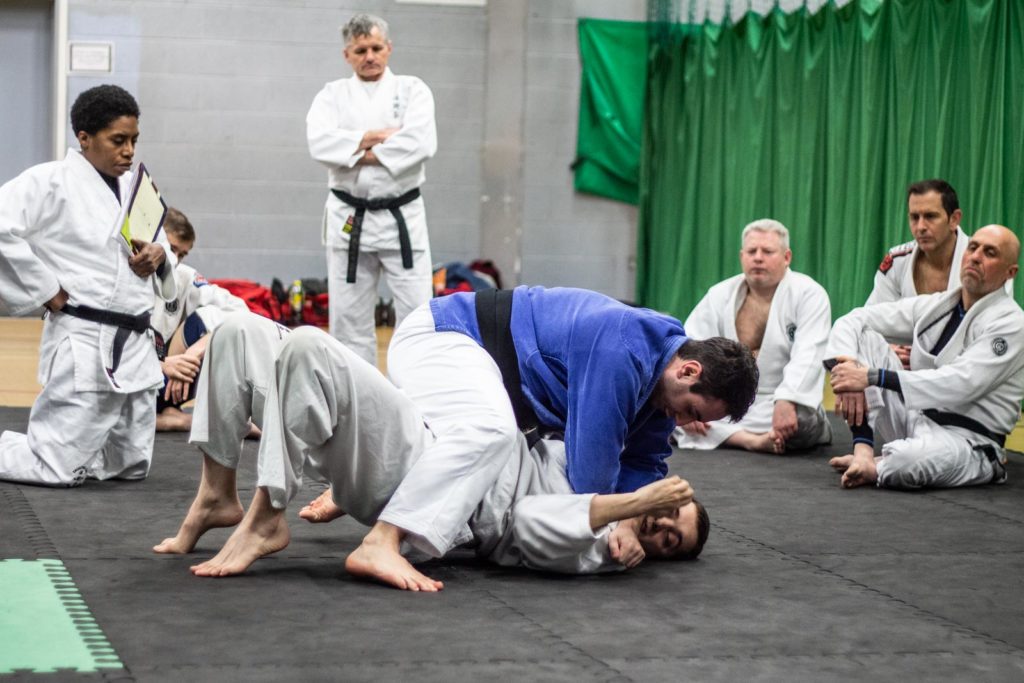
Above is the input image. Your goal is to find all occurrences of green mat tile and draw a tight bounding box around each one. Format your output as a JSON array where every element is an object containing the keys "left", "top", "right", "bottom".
[{"left": 0, "top": 559, "right": 123, "bottom": 674}]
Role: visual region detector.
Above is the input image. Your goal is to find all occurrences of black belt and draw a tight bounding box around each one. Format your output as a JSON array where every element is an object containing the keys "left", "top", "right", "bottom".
[
  {"left": 922, "top": 408, "right": 1007, "bottom": 448},
  {"left": 60, "top": 304, "right": 151, "bottom": 378},
  {"left": 475, "top": 289, "right": 543, "bottom": 450},
  {"left": 331, "top": 187, "right": 420, "bottom": 283}
]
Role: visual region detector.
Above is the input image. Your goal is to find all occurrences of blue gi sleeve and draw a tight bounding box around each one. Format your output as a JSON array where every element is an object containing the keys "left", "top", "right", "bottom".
[{"left": 616, "top": 412, "right": 673, "bottom": 493}]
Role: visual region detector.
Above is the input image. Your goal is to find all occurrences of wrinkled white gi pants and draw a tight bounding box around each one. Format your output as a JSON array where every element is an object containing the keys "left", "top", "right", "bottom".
[
  {"left": 190, "top": 313, "right": 432, "bottom": 526},
  {"left": 859, "top": 331, "right": 1005, "bottom": 489},
  {"left": 0, "top": 338, "right": 154, "bottom": 486},
  {"left": 326, "top": 246, "right": 433, "bottom": 366},
  {"left": 379, "top": 304, "right": 518, "bottom": 557}
]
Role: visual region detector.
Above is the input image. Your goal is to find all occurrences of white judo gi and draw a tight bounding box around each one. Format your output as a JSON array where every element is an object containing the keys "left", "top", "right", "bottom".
[
  {"left": 191, "top": 314, "right": 623, "bottom": 574},
  {"left": 151, "top": 263, "right": 248, "bottom": 342},
  {"left": 828, "top": 288, "right": 1024, "bottom": 488},
  {"left": 306, "top": 67, "right": 436, "bottom": 365},
  {"left": 675, "top": 270, "right": 832, "bottom": 450},
  {"left": 0, "top": 150, "right": 177, "bottom": 486}
]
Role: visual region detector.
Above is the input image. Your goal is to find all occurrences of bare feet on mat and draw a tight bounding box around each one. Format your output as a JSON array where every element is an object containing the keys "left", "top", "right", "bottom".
[
  {"left": 841, "top": 452, "right": 878, "bottom": 488},
  {"left": 155, "top": 406, "right": 192, "bottom": 432},
  {"left": 829, "top": 454, "right": 855, "bottom": 472},
  {"left": 190, "top": 489, "right": 290, "bottom": 577},
  {"left": 154, "top": 491, "right": 244, "bottom": 554},
  {"left": 344, "top": 522, "right": 443, "bottom": 592},
  {"left": 727, "top": 430, "right": 784, "bottom": 454},
  {"left": 299, "top": 489, "right": 346, "bottom": 524}
]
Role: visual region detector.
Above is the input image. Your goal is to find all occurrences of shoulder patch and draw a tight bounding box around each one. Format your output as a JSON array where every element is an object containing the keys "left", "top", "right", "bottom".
[
  {"left": 786, "top": 322, "right": 797, "bottom": 342},
  {"left": 888, "top": 240, "right": 916, "bottom": 257},
  {"left": 992, "top": 337, "right": 1008, "bottom": 356},
  {"left": 878, "top": 240, "right": 915, "bottom": 274},
  {"left": 192, "top": 272, "right": 208, "bottom": 288}
]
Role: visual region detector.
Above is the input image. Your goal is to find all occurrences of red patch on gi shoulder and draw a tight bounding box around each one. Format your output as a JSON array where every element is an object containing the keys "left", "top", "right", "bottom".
[{"left": 878, "top": 254, "right": 894, "bottom": 274}]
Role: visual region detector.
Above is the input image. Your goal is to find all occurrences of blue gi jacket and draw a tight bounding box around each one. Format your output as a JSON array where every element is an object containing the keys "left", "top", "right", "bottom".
[{"left": 430, "top": 286, "right": 687, "bottom": 494}]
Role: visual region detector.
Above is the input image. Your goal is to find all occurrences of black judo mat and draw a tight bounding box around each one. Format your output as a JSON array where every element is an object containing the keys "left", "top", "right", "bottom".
[{"left": 2, "top": 406, "right": 1024, "bottom": 682}]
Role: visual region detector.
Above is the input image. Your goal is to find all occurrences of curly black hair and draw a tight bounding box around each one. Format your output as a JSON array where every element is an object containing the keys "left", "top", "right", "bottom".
[{"left": 70, "top": 85, "right": 140, "bottom": 135}]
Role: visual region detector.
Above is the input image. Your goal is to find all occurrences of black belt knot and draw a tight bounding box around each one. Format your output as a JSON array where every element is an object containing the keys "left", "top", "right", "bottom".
[
  {"left": 60, "top": 304, "right": 152, "bottom": 379},
  {"left": 331, "top": 187, "right": 421, "bottom": 283}
]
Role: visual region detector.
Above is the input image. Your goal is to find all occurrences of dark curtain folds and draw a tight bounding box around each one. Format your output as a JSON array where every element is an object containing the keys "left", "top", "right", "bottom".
[{"left": 636, "top": 0, "right": 1024, "bottom": 320}]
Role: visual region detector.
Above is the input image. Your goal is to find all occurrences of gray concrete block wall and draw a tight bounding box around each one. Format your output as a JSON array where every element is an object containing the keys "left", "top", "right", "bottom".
[
  {"left": 521, "top": 1, "right": 645, "bottom": 299},
  {"left": 59, "top": 0, "right": 645, "bottom": 299}
]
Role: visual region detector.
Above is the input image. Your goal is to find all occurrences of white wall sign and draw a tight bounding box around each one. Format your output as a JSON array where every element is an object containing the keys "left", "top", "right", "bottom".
[{"left": 69, "top": 42, "right": 113, "bottom": 72}]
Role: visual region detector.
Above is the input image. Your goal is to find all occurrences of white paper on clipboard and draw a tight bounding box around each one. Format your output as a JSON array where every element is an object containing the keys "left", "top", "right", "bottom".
[{"left": 111, "top": 163, "right": 168, "bottom": 253}]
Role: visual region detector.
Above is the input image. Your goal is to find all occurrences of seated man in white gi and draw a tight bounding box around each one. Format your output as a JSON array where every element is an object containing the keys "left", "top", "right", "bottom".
[
  {"left": 675, "top": 219, "right": 832, "bottom": 454},
  {"left": 828, "top": 225, "right": 1023, "bottom": 489},
  {"left": 154, "top": 315, "right": 709, "bottom": 587},
  {"left": 151, "top": 207, "right": 249, "bottom": 431},
  {"left": 0, "top": 85, "right": 176, "bottom": 487}
]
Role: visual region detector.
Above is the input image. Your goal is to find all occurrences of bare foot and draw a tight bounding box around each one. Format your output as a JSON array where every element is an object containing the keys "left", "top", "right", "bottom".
[
  {"left": 344, "top": 522, "right": 443, "bottom": 592},
  {"left": 154, "top": 492, "right": 244, "bottom": 554},
  {"left": 156, "top": 407, "right": 192, "bottom": 432},
  {"left": 190, "top": 489, "right": 290, "bottom": 577},
  {"left": 830, "top": 454, "right": 855, "bottom": 472},
  {"left": 726, "top": 430, "right": 783, "bottom": 454},
  {"left": 841, "top": 454, "right": 878, "bottom": 488},
  {"left": 299, "top": 489, "right": 346, "bottom": 524}
]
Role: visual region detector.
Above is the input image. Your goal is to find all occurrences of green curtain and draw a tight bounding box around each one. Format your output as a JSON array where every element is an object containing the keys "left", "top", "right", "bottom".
[
  {"left": 574, "top": 19, "right": 649, "bottom": 204},
  {"left": 636, "top": 0, "right": 1024, "bottom": 320}
]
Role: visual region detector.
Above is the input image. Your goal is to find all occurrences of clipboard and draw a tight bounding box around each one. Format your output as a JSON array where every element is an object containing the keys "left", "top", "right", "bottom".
[{"left": 111, "top": 163, "right": 168, "bottom": 253}]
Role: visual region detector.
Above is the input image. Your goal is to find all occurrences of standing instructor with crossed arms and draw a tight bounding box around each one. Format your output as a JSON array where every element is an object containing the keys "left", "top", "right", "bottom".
[{"left": 306, "top": 13, "right": 437, "bottom": 365}]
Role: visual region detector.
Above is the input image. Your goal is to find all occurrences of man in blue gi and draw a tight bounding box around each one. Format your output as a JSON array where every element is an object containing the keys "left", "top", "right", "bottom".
[{"left": 341, "top": 286, "right": 758, "bottom": 590}]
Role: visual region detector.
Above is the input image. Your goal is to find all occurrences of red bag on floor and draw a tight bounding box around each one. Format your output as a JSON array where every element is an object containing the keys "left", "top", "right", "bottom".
[{"left": 207, "top": 279, "right": 285, "bottom": 323}]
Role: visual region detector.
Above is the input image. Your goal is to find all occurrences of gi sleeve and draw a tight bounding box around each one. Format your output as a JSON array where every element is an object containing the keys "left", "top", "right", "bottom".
[
  {"left": 827, "top": 297, "right": 925, "bottom": 359},
  {"left": 865, "top": 267, "right": 900, "bottom": 305},
  {"left": 373, "top": 79, "right": 437, "bottom": 178},
  {"left": 0, "top": 172, "right": 62, "bottom": 315},
  {"left": 306, "top": 85, "right": 367, "bottom": 169},
  {"left": 151, "top": 234, "right": 178, "bottom": 303},
  {"left": 774, "top": 282, "right": 831, "bottom": 408},
  {"left": 510, "top": 494, "right": 625, "bottom": 574},
  {"left": 617, "top": 413, "right": 672, "bottom": 493}
]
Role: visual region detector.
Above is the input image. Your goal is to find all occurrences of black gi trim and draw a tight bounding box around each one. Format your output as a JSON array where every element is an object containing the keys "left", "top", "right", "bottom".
[{"left": 330, "top": 187, "right": 420, "bottom": 283}]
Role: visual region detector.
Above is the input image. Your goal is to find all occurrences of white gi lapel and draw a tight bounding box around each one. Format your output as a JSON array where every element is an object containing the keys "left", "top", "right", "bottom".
[{"left": 947, "top": 229, "right": 969, "bottom": 290}]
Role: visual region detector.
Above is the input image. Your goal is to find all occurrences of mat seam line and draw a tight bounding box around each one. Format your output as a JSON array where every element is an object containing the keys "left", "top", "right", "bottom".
[{"left": 715, "top": 523, "right": 1022, "bottom": 655}]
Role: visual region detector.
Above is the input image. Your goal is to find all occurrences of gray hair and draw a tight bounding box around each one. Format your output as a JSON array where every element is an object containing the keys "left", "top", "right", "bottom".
[
  {"left": 341, "top": 14, "right": 389, "bottom": 44},
  {"left": 741, "top": 218, "right": 790, "bottom": 250}
]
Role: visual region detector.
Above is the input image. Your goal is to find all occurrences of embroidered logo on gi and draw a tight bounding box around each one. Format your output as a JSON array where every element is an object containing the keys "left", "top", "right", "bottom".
[
  {"left": 786, "top": 323, "right": 797, "bottom": 342},
  {"left": 879, "top": 254, "right": 894, "bottom": 274},
  {"left": 164, "top": 299, "right": 179, "bottom": 314},
  {"left": 992, "top": 337, "right": 1008, "bottom": 356}
]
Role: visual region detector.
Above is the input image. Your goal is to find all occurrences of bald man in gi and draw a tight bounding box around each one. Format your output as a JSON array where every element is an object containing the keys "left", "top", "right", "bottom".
[{"left": 828, "top": 225, "right": 1023, "bottom": 489}]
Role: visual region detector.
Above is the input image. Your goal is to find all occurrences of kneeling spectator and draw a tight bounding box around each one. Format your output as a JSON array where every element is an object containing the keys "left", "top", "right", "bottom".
[{"left": 152, "top": 208, "right": 248, "bottom": 431}]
